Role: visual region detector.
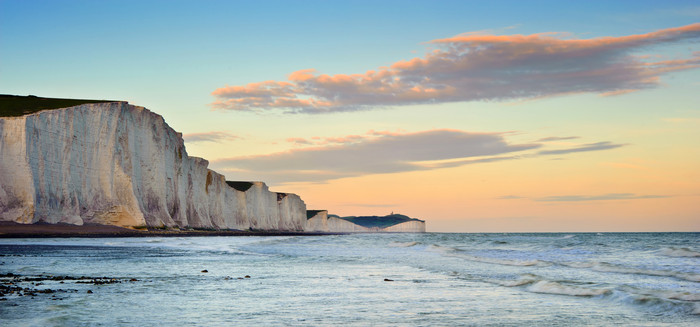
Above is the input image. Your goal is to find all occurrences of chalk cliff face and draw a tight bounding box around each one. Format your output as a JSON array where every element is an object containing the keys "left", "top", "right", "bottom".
[
  {"left": 326, "top": 216, "right": 371, "bottom": 232},
  {"left": 305, "top": 210, "right": 329, "bottom": 232},
  {"left": 381, "top": 220, "right": 426, "bottom": 233},
  {"left": 309, "top": 213, "right": 426, "bottom": 233},
  {"left": 0, "top": 102, "right": 306, "bottom": 231}
]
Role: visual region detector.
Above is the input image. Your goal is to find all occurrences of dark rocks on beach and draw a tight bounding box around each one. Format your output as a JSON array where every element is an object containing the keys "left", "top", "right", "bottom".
[
  {"left": 244, "top": 275, "right": 250, "bottom": 278},
  {"left": 76, "top": 278, "right": 121, "bottom": 285},
  {"left": 201, "top": 270, "right": 208, "bottom": 273},
  {"left": 0, "top": 272, "right": 137, "bottom": 300},
  {"left": 384, "top": 278, "right": 394, "bottom": 282}
]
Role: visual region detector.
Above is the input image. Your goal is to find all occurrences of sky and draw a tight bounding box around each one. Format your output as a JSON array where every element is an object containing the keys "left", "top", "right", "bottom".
[{"left": 1, "top": 0, "right": 699, "bottom": 232}]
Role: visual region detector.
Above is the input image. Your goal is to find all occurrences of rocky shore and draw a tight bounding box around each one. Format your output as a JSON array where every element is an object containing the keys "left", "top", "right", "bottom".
[
  {"left": 0, "top": 272, "right": 139, "bottom": 302},
  {"left": 0, "top": 222, "right": 335, "bottom": 238}
]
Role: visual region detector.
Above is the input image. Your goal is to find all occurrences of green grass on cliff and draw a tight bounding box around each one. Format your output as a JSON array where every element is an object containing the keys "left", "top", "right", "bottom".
[
  {"left": 0, "top": 94, "right": 115, "bottom": 117},
  {"left": 306, "top": 210, "right": 326, "bottom": 219},
  {"left": 226, "top": 181, "right": 254, "bottom": 192},
  {"left": 331, "top": 214, "right": 424, "bottom": 229}
]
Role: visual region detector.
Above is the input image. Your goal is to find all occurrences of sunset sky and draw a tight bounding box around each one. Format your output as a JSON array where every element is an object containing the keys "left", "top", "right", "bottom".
[{"left": 2, "top": 1, "right": 699, "bottom": 232}]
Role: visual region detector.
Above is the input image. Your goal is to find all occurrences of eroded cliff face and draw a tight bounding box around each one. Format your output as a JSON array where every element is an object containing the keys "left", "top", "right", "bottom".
[
  {"left": 0, "top": 102, "right": 306, "bottom": 231},
  {"left": 381, "top": 220, "right": 426, "bottom": 232},
  {"left": 326, "top": 217, "right": 371, "bottom": 233},
  {"left": 315, "top": 213, "right": 426, "bottom": 233},
  {"left": 305, "top": 210, "right": 329, "bottom": 232}
]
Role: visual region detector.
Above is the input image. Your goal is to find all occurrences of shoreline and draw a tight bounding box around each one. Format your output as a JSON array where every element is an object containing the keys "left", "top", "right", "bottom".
[{"left": 0, "top": 222, "right": 337, "bottom": 238}]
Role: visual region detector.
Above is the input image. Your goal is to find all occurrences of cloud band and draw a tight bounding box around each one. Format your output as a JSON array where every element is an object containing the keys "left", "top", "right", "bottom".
[{"left": 211, "top": 24, "right": 700, "bottom": 114}]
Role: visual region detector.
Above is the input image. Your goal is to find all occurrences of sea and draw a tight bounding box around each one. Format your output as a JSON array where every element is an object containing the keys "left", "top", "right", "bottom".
[{"left": 0, "top": 233, "right": 698, "bottom": 326}]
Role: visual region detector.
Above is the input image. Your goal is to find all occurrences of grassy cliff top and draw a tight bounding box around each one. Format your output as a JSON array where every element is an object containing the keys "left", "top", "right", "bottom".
[
  {"left": 306, "top": 210, "right": 327, "bottom": 219},
  {"left": 226, "top": 181, "right": 254, "bottom": 192},
  {"left": 0, "top": 94, "right": 116, "bottom": 117},
  {"left": 330, "top": 214, "right": 424, "bottom": 229}
]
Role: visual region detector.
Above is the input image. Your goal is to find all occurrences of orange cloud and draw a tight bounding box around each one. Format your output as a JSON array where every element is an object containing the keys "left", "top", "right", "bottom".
[
  {"left": 211, "top": 24, "right": 700, "bottom": 113},
  {"left": 288, "top": 69, "right": 316, "bottom": 82}
]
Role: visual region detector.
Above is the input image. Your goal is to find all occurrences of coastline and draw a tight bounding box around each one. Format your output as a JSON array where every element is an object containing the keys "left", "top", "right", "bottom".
[{"left": 0, "top": 222, "right": 336, "bottom": 238}]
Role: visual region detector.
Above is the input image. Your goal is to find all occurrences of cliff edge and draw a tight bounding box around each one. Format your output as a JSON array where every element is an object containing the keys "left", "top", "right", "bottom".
[{"left": 0, "top": 97, "right": 306, "bottom": 231}]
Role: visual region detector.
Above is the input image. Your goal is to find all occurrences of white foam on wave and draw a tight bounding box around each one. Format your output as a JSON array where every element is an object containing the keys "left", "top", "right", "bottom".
[
  {"left": 660, "top": 247, "right": 700, "bottom": 258},
  {"left": 651, "top": 290, "right": 700, "bottom": 302},
  {"left": 426, "top": 244, "right": 457, "bottom": 254},
  {"left": 619, "top": 285, "right": 700, "bottom": 302},
  {"left": 491, "top": 273, "right": 540, "bottom": 287},
  {"left": 389, "top": 241, "right": 420, "bottom": 248},
  {"left": 493, "top": 274, "right": 610, "bottom": 297},
  {"left": 426, "top": 244, "right": 548, "bottom": 266},
  {"left": 563, "top": 261, "right": 700, "bottom": 283},
  {"left": 453, "top": 253, "right": 547, "bottom": 267},
  {"left": 611, "top": 288, "right": 700, "bottom": 316},
  {"left": 527, "top": 280, "right": 611, "bottom": 297},
  {"left": 491, "top": 274, "right": 700, "bottom": 315}
]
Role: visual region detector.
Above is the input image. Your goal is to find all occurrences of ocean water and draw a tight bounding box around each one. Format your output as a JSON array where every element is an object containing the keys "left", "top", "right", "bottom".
[{"left": 0, "top": 233, "right": 698, "bottom": 326}]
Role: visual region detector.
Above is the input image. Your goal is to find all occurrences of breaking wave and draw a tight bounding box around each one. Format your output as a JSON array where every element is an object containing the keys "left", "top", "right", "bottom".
[
  {"left": 426, "top": 244, "right": 457, "bottom": 254},
  {"left": 528, "top": 280, "right": 611, "bottom": 297},
  {"left": 492, "top": 274, "right": 610, "bottom": 296},
  {"left": 660, "top": 247, "right": 700, "bottom": 258},
  {"left": 493, "top": 274, "right": 700, "bottom": 315},
  {"left": 426, "top": 244, "right": 547, "bottom": 266},
  {"left": 389, "top": 241, "right": 421, "bottom": 247},
  {"left": 453, "top": 253, "right": 547, "bottom": 267},
  {"left": 563, "top": 261, "right": 700, "bottom": 282}
]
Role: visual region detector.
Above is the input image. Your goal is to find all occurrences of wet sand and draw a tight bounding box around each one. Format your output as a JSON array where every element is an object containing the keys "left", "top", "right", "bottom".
[{"left": 0, "top": 222, "right": 331, "bottom": 238}]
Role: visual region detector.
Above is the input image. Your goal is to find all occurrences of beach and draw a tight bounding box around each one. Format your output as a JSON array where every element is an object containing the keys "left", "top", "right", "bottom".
[{"left": 0, "top": 222, "right": 326, "bottom": 238}]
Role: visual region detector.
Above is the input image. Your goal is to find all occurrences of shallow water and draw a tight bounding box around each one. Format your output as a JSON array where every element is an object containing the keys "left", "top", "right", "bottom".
[{"left": 0, "top": 233, "right": 698, "bottom": 326}]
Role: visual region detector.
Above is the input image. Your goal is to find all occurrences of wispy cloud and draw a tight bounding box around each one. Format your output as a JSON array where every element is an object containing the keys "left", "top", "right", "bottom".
[
  {"left": 537, "top": 141, "right": 626, "bottom": 155},
  {"left": 536, "top": 136, "right": 580, "bottom": 142},
  {"left": 211, "top": 24, "right": 700, "bottom": 114},
  {"left": 211, "top": 129, "right": 538, "bottom": 183},
  {"left": 210, "top": 129, "right": 626, "bottom": 184},
  {"left": 183, "top": 131, "right": 240, "bottom": 143},
  {"left": 287, "top": 133, "right": 373, "bottom": 146},
  {"left": 536, "top": 193, "right": 669, "bottom": 202},
  {"left": 499, "top": 193, "right": 669, "bottom": 202},
  {"left": 498, "top": 195, "right": 525, "bottom": 200}
]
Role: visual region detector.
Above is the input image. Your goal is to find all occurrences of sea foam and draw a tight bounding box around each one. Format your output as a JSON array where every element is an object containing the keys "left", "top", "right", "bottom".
[{"left": 660, "top": 247, "right": 700, "bottom": 258}]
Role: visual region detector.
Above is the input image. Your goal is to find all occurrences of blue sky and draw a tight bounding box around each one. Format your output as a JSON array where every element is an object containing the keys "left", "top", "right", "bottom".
[{"left": 2, "top": 1, "right": 699, "bottom": 231}]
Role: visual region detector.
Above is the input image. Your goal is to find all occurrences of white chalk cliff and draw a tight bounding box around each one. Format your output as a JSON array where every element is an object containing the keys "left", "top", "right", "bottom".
[
  {"left": 306, "top": 211, "right": 426, "bottom": 233},
  {"left": 0, "top": 102, "right": 306, "bottom": 231}
]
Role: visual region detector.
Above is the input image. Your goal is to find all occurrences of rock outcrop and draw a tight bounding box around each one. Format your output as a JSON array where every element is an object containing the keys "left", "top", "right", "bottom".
[{"left": 0, "top": 102, "right": 306, "bottom": 231}]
